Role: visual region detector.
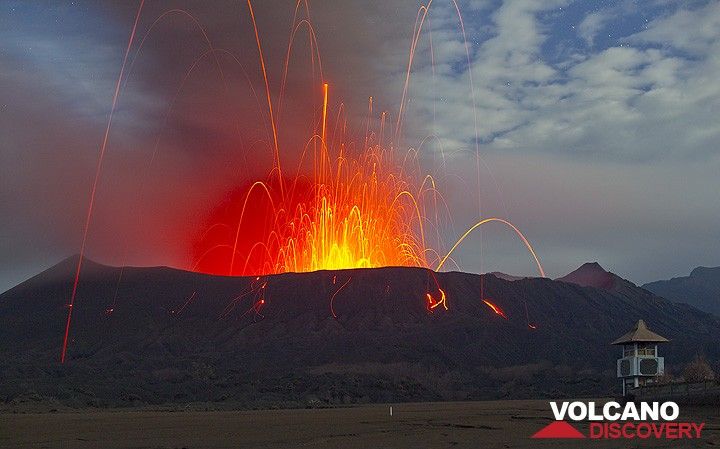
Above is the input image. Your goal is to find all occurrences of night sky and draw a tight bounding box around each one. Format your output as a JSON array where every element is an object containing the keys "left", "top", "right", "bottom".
[{"left": 1, "top": 0, "right": 719, "bottom": 292}]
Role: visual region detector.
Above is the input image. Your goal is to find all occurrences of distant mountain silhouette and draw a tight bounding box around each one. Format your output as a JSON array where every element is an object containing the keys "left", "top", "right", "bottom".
[
  {"left": 1, "top": 256, "right": 719, "bottom": 409},
  {"left": 488, "top": 272, "right": 526, "bottom": 282},
  {"left": 556, "top": 262, "right": 635, "bottom": 292},
  {"left": 643, "top": 266, "right": 720, "bottom": 316}
]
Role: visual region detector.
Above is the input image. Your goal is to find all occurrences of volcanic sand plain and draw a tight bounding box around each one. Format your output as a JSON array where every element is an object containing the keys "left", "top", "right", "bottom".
[{"left": 1, "top": 399, "right": 718, "bottom": 449}]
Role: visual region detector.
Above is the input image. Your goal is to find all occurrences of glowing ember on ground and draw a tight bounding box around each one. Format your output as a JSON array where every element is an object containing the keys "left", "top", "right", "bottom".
[
  {"left": 60, "top": 0, "right": 547, "bottom": 362},
  {"left": 426, "top": 288, "right": 448, "bottom": 312},
  {"left": 482, "top": 299, "right": 508, "bottom": 319}
]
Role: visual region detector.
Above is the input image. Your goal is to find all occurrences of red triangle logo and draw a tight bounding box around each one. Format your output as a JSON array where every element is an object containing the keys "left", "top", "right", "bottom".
[{"left": 531, "top": 421, "right": 586, "bottom": 439}]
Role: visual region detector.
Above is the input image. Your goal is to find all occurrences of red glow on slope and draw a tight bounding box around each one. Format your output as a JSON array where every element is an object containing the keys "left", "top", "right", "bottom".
[
  {"left": 482, "top": 299, "right": 507, "bottom": 319},
  {"left": 330, "top": 277, "right": 352, "bottom": 318},
  {"left": 60, "top": 0, "right": 548, "bottom": 362},
  {"left": 426, "top": 288, "right": 448, "bottom": 312}
]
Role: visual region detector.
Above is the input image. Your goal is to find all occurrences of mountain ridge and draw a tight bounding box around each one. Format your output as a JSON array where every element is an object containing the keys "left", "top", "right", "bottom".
[
  {"left": 1, "top": 256, "right": 719, "bottom": 409},
  {"left": 555, "top": 262, "right": 637, "bottom": 292},
  {"left": 643, "top": 266, "right": 720, "bottom": 316}
]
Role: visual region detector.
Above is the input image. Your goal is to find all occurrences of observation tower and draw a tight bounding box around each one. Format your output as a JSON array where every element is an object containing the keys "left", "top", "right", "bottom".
[{"left": 612, "top": 319, "right": 669, "bottom": 396}]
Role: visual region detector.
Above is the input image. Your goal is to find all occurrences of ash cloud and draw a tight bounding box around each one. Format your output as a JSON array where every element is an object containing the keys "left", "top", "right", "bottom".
[{"left": 1, "top": 0, "right": 719, "bottom": 291}]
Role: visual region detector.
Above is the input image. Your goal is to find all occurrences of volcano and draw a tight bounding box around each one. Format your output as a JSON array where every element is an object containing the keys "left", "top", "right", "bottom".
[
  {"left": 1, "top": 257, "right": 719, "bottom": 409},
  {"left": 556, "top": 262, "right": 634, "bottom": 292}
]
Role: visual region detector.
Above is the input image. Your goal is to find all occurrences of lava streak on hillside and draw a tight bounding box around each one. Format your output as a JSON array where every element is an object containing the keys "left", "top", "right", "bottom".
[{"left": 60, "top": 0, "right": 546, "bottom": 363}]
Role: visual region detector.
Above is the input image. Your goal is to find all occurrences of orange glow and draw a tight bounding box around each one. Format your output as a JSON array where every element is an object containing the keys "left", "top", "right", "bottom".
[
  {"left": 321, "top": 82, "right": 329, "bottom": 146},
  {"left": 254, "top": 298, "right": 266, "bottom": 312},
  {"left": 60, "top": 0, "right": 548, "bottom": 364},
  {"left": 194, "top": 84, "right": 544, "bottom": 277},
  {"left": 186, "top": 2, "right": 546, "bottom": 282},
  {"left": 436, "top": 217, "right": 545, "bottom": 277},
  {"left": 524, "top": 303, "right": 537, "bottom": 329},
  {"left": 330, "top": 277, "right": 352, "bottom": 318},
  {"left": 482, "top": 299, "right": 507, "bottom": 319},
  {"left": 426, "top": 288, "right": 448, "bottom": 312},
  {"left": 199, "top": 93, "right": 434, "bottom": 274}
]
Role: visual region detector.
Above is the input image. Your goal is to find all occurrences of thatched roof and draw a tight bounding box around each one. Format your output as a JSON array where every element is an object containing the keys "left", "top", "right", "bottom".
[{"left": 611, "top": 320, "right": 669, "bottom": 345}]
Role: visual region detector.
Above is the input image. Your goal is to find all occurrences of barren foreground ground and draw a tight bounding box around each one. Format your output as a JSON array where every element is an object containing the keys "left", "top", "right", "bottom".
[{"left": 1, "top": 400, "right": 718, "bottom": 449}]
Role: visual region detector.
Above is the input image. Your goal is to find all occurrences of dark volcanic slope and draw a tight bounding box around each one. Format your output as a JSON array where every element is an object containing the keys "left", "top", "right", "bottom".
[
  {"left": 643, "top": 266, "right": 720, "bottom": 316},
  {"left": 1, "top": 257, "right": 719, "bottom": 409}
]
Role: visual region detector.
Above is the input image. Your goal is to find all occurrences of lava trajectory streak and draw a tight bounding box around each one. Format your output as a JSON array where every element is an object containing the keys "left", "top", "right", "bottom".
[
  {"left": 61, "top": 0, "right": 146, "bottom": 364},
  {"left": 61, "top": 0, "right": 547, "bottom": 363}
]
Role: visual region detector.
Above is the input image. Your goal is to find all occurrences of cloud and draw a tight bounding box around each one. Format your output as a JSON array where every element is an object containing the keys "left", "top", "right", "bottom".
[
  {"left": 629, "top": 1, "right": 720, "bottom": 54},
  {"left": 0, "top": 0, "right": 718, "bottom": 291},
  {"left": 578, "top": 10, "right": 610, "bottom": 47},
  {"left": 398, "top": 0, "right": 720, "bottom": 163},
  {"left": 381, "top": 0, "right": 720, "bottom": 281}
]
